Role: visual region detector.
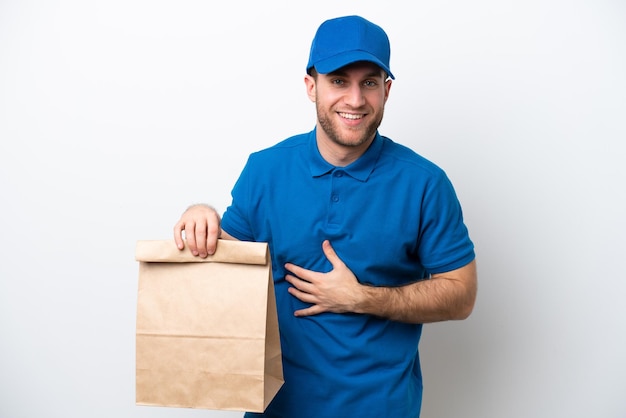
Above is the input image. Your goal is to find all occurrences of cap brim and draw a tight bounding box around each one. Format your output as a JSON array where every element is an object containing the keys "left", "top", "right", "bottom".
[{"left": 311, "top": 50, "right": 395, "bottom": 79}]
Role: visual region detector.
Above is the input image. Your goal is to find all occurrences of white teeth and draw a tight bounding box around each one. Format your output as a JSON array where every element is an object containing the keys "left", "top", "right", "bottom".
[{"left": 339, "top": 112, "right": 362, "bottom": 120}]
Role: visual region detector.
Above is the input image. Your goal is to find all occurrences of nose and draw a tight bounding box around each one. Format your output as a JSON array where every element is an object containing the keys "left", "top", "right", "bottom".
[{"left": 344, "top": 84, "right": 366, "bottom": 108}]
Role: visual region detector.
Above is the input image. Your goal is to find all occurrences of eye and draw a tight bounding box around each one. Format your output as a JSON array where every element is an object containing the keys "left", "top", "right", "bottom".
[
  {"left": 363, "top": 80, "right": 378, "bottom": 88},
  {"left": 332, "top": 78, "right": 345, "bottom": 86}
]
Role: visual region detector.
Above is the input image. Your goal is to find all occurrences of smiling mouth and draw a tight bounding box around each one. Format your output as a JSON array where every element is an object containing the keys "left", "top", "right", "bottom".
[{"left": 339, "top": 112, "right": 363, "bottom": 120}]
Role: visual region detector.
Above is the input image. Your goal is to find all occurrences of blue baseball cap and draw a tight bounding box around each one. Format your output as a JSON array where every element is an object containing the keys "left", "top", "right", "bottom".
[{"left": 306, "top": 15, "right": 395, "bottom": 80}]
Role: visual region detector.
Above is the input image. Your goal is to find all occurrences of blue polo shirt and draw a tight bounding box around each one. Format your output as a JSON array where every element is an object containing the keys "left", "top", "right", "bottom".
[{"left": 221, "top": 128, "right": 475, "bottom": 418}]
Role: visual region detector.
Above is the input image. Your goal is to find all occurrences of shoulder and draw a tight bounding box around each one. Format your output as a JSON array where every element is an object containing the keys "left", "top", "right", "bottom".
[
  {"left": 238, "top": 132, "right": 313, "bottom": 178},
  {"left": 251, "top": 133, "right": 310, "bottom": 159},
  {"left": 379, "top": 136, "right": 447, "bottom": 179}
]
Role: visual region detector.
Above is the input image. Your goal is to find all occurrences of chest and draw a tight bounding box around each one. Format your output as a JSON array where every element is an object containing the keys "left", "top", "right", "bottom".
[{"left": 254, "top": 168, "right": 426, "bottom": 285}]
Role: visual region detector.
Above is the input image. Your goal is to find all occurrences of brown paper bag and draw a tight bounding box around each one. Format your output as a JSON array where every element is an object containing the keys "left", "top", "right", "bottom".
[{"left": 134, "top": 239, "right": 283, "bottom": 412}]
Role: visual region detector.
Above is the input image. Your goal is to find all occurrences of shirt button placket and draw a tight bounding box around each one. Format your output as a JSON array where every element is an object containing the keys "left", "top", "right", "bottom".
[{"left": 328, "top": 170, "right": 344, "bottom": 227}]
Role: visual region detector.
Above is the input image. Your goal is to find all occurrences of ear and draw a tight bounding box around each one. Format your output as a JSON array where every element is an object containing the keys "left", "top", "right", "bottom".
[
  {"left": 384, "top": 79, "right": 392, "bottom": 104},
  {"left": 304, "top": 74, "right": 316, "bottom": 102}
]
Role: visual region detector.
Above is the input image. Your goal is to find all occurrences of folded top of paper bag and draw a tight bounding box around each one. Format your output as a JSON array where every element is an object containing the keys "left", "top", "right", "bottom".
[{"left": 135, "top": 239, "right": 268, "bottom": 265}]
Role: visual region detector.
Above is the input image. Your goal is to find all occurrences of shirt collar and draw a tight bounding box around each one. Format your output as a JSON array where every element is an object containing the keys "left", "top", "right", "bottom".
[{"left": 308, "top": 127, "right": 383, "bottom": 182}]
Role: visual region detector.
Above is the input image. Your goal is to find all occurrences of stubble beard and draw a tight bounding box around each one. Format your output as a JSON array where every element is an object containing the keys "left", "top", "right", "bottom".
[{"left": 316, "top": 101, "right": 384, "bottom": 148}]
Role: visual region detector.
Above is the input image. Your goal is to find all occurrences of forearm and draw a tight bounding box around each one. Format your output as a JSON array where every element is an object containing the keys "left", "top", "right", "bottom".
[{"left": 355, "top": 261, "right": 477, "bottom": 324}]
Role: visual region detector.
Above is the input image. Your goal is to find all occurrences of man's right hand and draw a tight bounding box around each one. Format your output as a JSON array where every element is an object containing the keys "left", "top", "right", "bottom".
[{"left": 173, "top": 204, "right": 222, "bottom": 257}]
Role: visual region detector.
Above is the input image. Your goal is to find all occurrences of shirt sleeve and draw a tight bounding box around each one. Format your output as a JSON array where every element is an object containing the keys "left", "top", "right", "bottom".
[
  {"left": 418, "top": 170, "right": 475, "bottom": 274},
  {"left": 220, "top": 156, "right": 256, "bottom": 241}
]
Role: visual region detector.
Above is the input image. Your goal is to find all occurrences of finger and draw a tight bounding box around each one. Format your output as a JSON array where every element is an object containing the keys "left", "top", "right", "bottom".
[
  {"left": 285, "top": 274, "right": 314, "bottom": 292},
  {"left": 321, "top": 240, "right": 345, "bottom": 268},
  {"left": 193, "top": 220, "right": 209, "bottom": 257},
  {"left": 205, "top": 219, "right": 220, "bottom": 255},
  {"left": 287, "top": 285, "right": 315, "bottom": 302},
  {"left": 173, "top": 221, "right": 185, "bottom": 250},
  {"left": 184, "top": 221, "right": 200, "bottom": 256},
  {"left": 293, "top": 305, "right": 325, "bottom": 317},
  {"left": 284, "top": 263, "right": 311, "bottom": 282}
]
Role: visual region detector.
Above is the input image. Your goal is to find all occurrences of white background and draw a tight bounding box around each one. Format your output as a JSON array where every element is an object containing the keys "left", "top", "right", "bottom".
[{"left": 1, "top": 1, "right": 625, "bottom": 417}]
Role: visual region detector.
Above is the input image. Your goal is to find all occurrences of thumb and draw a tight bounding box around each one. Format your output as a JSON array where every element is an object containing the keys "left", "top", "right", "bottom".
[{"left": 322, "top": 240, "right": 345, "bottom": 269}]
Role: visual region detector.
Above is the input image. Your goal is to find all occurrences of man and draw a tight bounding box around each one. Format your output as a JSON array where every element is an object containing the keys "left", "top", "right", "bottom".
[{"left": 174, "top": 15, "right": 477, "bottom": 418}]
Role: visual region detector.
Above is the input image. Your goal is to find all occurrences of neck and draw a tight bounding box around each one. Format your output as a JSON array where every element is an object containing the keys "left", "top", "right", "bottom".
[{"left": 315, "top": 128, "right": 374, "bottom": 167}]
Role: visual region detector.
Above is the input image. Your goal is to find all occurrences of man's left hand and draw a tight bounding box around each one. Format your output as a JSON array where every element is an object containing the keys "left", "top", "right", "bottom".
[{"left": 284, "top": 240, "right": 364, "bottom": 317}]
